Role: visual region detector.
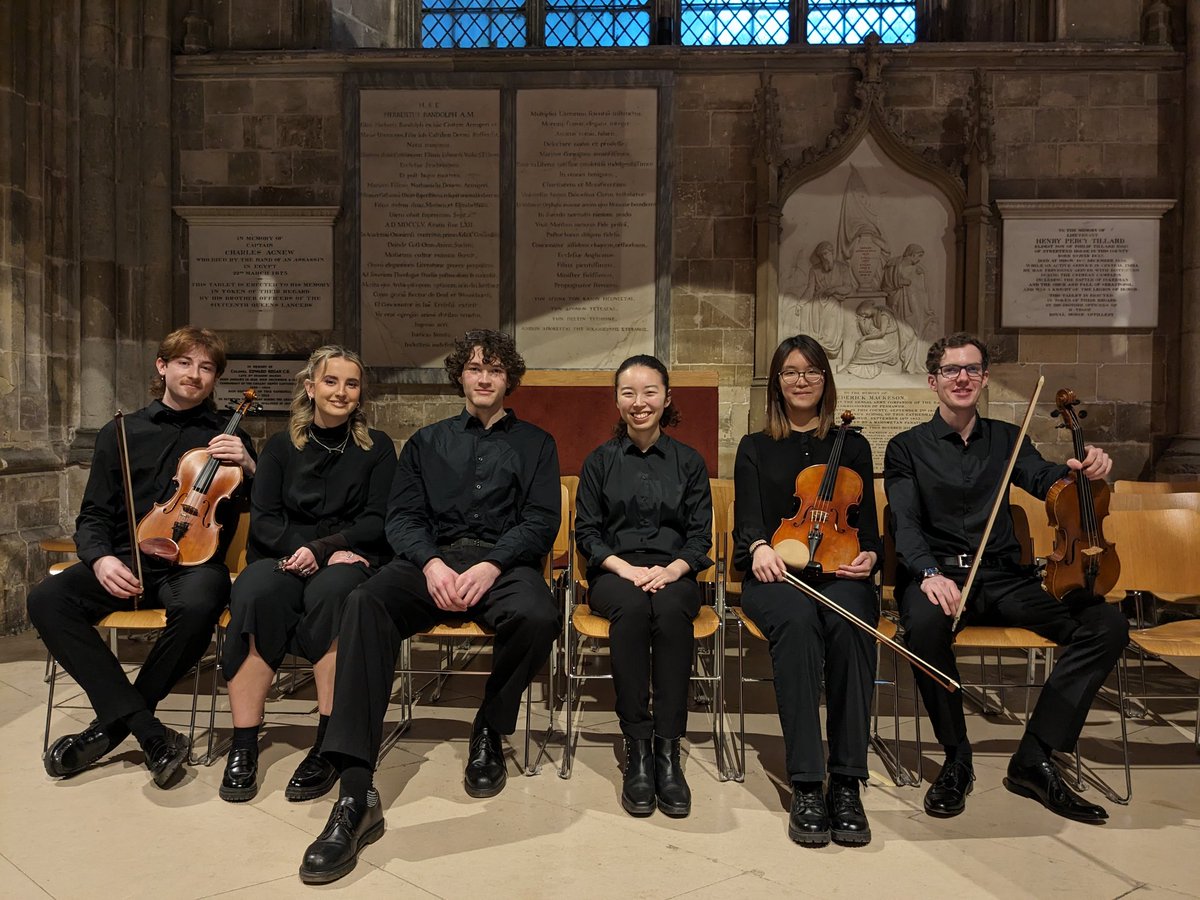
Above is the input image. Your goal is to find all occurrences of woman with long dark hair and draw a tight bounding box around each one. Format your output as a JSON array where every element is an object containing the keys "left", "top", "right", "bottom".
[
  {"left": 732, "top": 334, "right": 881, "bottom": 847},
  {"left": 575, "top": 355, "right": 713, "bottom": 818},
  {"left": 219, "top": 346, "right": 396, "bottom": 803}
]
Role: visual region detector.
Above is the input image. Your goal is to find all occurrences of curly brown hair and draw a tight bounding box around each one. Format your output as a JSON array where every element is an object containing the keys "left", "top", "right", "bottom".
[
  {"left": 925, "top": 331, "right": 990, "bottom": 375},
  {"left": 444, "top": 329, "right": 526, "bottom": 397}
]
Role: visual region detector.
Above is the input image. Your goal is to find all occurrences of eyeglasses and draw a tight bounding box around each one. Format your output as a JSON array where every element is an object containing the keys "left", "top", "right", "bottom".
[
  {"left": 935, "top": 364, "right": 985, "bottom": 380},
  {"left": 779, "top": 368, "right": 825, "bottom": 385}
]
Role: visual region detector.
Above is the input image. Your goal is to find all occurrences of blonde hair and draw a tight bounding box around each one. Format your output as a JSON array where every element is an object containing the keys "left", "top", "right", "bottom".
[{"left": 289, "top": 346, "right": 373, "bottom": 451}]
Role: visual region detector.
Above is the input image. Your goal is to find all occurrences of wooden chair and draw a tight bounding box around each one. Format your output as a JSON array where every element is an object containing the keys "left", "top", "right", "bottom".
[
  {"left": 1113, "top": 479, "right": 1200, "bottom": 494},
  {"left": 559, "top": 514, "right": 733, "bottom": 781},
  {"left": 1110, "top": 491, "right": 1200, "bottom": 514},
  {"left": 1104, "top": 508, "right": 1200, "bottom": 750},
  {"left": 382, "top": 482, "right": 572, "bottom": 775},
  {"left": 44, "top": 506, "right": 252, "bottom": 765}
]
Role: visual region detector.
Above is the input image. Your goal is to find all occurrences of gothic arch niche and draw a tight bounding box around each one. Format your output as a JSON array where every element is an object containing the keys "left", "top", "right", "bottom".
[{"left": 778, "top": 133, "right": 958, "bottom": 388}]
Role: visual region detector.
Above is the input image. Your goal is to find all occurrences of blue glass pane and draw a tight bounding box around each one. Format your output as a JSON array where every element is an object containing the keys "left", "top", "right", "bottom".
[
  {"left": 421, "top": 0, "right": 527, "bottom": 48},
  {"left": 806, "top": 3, "right": 916, "bottom": 44},
  {"left": 545, "top": 2, "right": 651, "bottom": 46},
  {"left": 680, "top": 1, "right": 789, "bottom": 45}
]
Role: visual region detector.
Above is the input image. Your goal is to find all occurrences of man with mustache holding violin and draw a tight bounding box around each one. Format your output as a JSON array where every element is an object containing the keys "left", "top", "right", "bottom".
[
  {"left": 29, "top": 326, "right": 256, "bottom": 788},
  {"left": 884, "top": 331, "right": 1127, "bottom": 823}
]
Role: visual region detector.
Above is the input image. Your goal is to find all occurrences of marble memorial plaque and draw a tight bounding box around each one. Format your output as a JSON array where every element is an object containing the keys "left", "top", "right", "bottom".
[
  {"left": 837, "top": 388, "right": 937, "bottom": 474},
  {"left": 515, "top": 88, "right": 657, "bottom": 368},
  {"left": 182, "top": 210, "right": 335, "bottom": 331},
  {"left": 999, "top": 200, "right": 1175, "bottom": 328},
  {"left": 213, "top": 357, "right": 306, "bottom": 414},
  {"left": 360, "top": 89, "right": 501, "bottom": 368}
]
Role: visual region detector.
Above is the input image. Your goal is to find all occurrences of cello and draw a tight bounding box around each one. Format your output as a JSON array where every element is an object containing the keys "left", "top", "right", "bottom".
[
  {"left": 1043, "top": 388, "right": 1120, "bottom": 600},
  {"left": 135, "top": 388, "right": 258, "bottom": 566},
  {"left": 770, "top": 410, "right": 862, "bottom": 575}
]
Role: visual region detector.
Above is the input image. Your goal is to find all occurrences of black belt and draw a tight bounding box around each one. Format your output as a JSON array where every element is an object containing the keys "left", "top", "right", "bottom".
[
  {"left": 440, "top": 538, "right": 497, "bottom": 551},
  {"left": 936, "top": 555, "right": 1019, "bottom": 571}
]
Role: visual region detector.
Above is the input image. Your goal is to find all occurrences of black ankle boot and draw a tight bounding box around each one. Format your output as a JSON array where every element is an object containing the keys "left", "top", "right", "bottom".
[
  {"left": 826, "top": 774, "right": 871, "bottom": 846},
  {"left": 652, "top": 734, "right": 691, "bottom": 818},
  {"left": 621, "top": 737, "right": 655, "bottom": 817}
]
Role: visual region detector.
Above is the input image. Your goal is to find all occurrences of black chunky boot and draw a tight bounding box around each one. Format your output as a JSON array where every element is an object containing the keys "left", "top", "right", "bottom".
[
  {"left": 653, "top": 734, "right": 691, "bottom": 818},
  {"left": 621, "top": 737, "right": 655, "bottom": 817}
]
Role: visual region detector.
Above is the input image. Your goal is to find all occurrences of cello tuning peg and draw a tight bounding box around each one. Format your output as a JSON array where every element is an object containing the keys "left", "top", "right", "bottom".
[
  {"left": 1078, "top": 410, "right": 1088, "bottom": 419},
  {"left": 1050, "top": 410, "right": 1061, "bottom": 418}
]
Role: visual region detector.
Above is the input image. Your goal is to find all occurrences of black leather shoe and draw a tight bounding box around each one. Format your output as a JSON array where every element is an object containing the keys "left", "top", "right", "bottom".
[
  {"left": 464, "top": 723, "right": 507, "bottom": 798},
  {"left": 652, "top": 734, "right": 691, "bottom": 818},
  {"left": 143, "top": 727, "right": 190, "bottom": 789},
  {"left": 788, "top": 784, "right": 830, "bottom": 846},
  {"left": 924, "top": 758, "right": 974, "bottom": 818},
  {"left": 299, "top": 789, "right": 385, "bottom": 885},
  {"left": 620, "top": 737, "right": 655, "bottom": 817},
  {"left": 285, "top": 750, "right": 338, "bottom": 802},
  {"left": 1004, "top": 757, "right": 1108, "bottom": 823},
  {"left": 43, "top": 720, "right": 125, "bottom": 778},
  {"left": 219, "top": 746, "right": 259, "bottom": 802},
  {"left": 826, "top": 775, "right": 871, "bottom": 846}
]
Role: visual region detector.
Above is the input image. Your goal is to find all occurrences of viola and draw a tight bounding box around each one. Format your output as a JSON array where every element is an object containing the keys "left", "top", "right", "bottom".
[
  {"left": 771, "top": 411, "right": 862, "bottom": 575},
  {"left": 1043, "top": 388, "right": 1120, "bottom": 600},
  {"left": 135, "top": 389, "right": 258, "bottom": 566}
]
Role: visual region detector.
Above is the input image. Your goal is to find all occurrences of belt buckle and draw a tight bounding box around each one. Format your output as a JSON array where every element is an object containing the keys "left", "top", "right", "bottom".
[{"left": 954, "top": 554, "right": 972, "bottom": 568}]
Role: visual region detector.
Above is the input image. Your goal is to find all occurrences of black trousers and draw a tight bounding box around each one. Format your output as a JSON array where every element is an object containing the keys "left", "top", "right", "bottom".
[
  {"left": 898, "top": 568, "right": 1129, "bottom": 752},
  {"left": 741, "top": 575, "right": 878, "bottom": 782},
  {"left": 28, "top": 559, "right": 230, "bottom": 727},
  {"left": 321, "top": 550, "right": 559, "bottom": 767},
  {"left": 221, "top": 558, "right": 371, "bottom": 678},
  {"left": 587, "top": 572, "right": 702, "bottom": 740}
]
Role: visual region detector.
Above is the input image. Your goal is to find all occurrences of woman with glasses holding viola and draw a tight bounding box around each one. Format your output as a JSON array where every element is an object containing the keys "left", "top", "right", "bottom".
[{"left": 732, "top": 334, "right": 881, "bottom": 848}]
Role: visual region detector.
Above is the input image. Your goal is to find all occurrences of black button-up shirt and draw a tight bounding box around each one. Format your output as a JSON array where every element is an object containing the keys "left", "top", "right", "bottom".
[
  {"left": 575, "top": 433, "right": 713, "bottom": 576},
  {"left": 883, "top": 412, "right": 1067, "bottom": 578},
  {"left": 386, "top": 409, "right": 561, "bottom": 572},
  {"left": 74, "top": 400, "right": 257, "bottom": 569}
]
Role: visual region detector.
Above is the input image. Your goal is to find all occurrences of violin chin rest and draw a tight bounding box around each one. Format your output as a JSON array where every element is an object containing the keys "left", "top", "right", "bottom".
[
  {"left": 140, "top": 537, "right": 180, "bottom": 564},
  {"left": 774, "top": 539, "right": 811, "bottom": 571}
]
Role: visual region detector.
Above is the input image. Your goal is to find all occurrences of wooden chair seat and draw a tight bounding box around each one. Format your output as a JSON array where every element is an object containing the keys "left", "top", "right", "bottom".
[
  {"left": 953, "top": 626, "right": 1056, "bottom": 650},
  {"left": 94, "top": 609, "right": 168, "bottom": 630},
  {"left": 416, "top": 620, "right": 494, "bottom": 639},
  {"left": 572, "top": 603, "right": 719, "bottom": 640},
  {"left": 39, "top": 537, "right": 77, "bottom": 553},
  {"left": 1128, "top": 620, "right": 1200, "bottom": 658},
  {"left": 733, "top": 606, "right": 898, "bottom": 644}
]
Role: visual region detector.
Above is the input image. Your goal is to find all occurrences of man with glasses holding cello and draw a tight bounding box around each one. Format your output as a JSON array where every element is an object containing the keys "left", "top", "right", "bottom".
[
  {"left": 29, "top": 326, "right": 256, "bottom": 788},
  {"left": 884, "top": 331, "right": 1127, "bottom": 823}
]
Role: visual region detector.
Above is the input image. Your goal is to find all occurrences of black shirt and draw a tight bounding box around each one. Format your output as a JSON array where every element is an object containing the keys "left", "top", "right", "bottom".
[
  {"left": 74, "top": 400, "right": 256, "bottom": 569},
  {"left": 732, "top": 429, "right": 881, "bottom": 573},
  {"left": 248, "top": 424, "right": 397, "bottom": 567},
  {"left": 575, "top": 433, "right": 713, "bottom": 577},
  {"left": 386, "top": 409, "right": 561, "bottom": 572},
  {"left": 883, "top": 412, "right": 1067, "bottom": 578}
]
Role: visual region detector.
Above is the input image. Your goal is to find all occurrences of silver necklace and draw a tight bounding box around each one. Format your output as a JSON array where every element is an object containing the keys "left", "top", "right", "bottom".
[{"left": 308, "top": 427, "right": 349, "bottom": 454}]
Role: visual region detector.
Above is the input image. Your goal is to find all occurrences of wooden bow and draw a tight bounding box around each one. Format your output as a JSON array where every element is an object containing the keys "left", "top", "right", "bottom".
[
  {"left": 951, "top": 376, "right": 1045, "bottom": 629},
  {"left": 780, "top": 571, "right": 960, "bottom": 693},
  {"left": 114, "top": 411, "right": 145, "bottom": 609}
]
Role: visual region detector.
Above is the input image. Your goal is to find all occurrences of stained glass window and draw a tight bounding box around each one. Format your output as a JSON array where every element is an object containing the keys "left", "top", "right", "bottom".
[
  {"left": 679, "top": 0, "right": 790, "bottom": 46},
  {"left": 806, "top": 2, "right": 916, "bottom": 44},
  {"left": 546, "top": 0, "right": 652, "bottom": 46},
  {"left": 422, "top": 0, "right": 527, "bottom": 48}
]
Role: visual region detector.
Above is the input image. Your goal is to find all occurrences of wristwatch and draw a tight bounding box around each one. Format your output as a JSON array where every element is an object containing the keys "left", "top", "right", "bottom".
[{"left": 921, "top": 566, "right": 942, "bottom": 581}]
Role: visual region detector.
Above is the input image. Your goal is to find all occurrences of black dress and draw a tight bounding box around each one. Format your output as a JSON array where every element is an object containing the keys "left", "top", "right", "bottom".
[
  {"left": 221, "top": 424, "right": 396, "bottom": 676},
  {"left": 732, "top": 428, "right": 880, "bottom": 783}
]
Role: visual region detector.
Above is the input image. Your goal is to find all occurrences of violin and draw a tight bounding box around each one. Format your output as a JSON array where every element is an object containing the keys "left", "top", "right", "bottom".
[
  {"left": 771, "top": 410, "right": 862, "bottom": 575},
  {"left": 1043, "top": 388, "right": 1120, "bottom": 600},
  {"left": 135, "top": 389, "right": 258, "bottom": 566}
]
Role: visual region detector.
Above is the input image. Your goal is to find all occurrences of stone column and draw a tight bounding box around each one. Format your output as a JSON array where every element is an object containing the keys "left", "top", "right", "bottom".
[{"left": 1158, "top": 0, "right": 1200, "bottom": 475}]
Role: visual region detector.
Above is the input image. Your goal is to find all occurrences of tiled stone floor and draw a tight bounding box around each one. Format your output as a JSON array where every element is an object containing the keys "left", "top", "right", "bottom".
[{"left": 1, "top": 628, "right": 1198, "bottom": 899}]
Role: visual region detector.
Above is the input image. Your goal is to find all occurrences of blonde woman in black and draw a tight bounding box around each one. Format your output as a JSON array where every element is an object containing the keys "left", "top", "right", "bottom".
[
  {"left": 219, "top": 346, "right": 396, "bottom": 803},
  {"left": 575, "top": 355, "right": 713, "bottom": 818},
  {"left": 732, "top": 334, "right": 880, "bottom": 846}
]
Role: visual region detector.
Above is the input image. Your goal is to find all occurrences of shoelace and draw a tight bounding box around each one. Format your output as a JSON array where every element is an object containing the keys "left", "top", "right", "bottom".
[
  {"left": 937, "top": 759, "right": 974, "bottom": 787},
  {"left": 828, "top": 782, "right": 864, "bottom": 814},
  {"left": 792, "top": 789, "right": 825, "bottom": 815}
]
